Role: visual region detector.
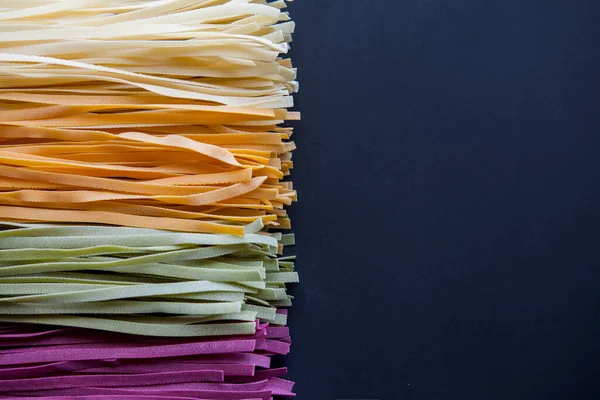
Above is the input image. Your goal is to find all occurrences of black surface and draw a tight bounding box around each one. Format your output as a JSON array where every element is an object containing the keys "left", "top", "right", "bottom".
[{"left": 285, "top": 1, "right": 600, "bottom": 399}]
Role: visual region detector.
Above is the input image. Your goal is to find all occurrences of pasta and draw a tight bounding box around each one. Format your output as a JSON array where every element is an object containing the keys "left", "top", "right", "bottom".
[{"left": 0, "top": 0, "right": 299, "bottom": 397}]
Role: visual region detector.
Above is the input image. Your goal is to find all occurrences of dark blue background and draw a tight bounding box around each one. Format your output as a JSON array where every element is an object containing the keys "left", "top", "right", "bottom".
[{"left": 285, "top": 1, "right": 600, "bottom": 399}]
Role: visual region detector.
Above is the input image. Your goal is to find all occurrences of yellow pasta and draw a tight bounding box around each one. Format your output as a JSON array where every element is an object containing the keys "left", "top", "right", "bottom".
[{"left": 0, "top": 0, "right": 298, "bottom": 234}]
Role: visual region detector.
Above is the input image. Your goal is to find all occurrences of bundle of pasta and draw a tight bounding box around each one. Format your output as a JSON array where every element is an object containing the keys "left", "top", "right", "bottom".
[
  {"left": 0, "top": 0, "right": 300, "bottom": 397},
  {"left": 0, "top": 222, "right": 297, "bottom": 335},
  {"left": 0, "top": 322, "right": 295, "bottom": 398},
  {"left": 0, "top": 0, "right": 298, "bottom": 234}
]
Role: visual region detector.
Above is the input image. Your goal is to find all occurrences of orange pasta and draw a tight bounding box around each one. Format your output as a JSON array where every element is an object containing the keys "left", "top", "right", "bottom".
[{"left": 0, "top": 0, "right": 298, "bottom": 234}]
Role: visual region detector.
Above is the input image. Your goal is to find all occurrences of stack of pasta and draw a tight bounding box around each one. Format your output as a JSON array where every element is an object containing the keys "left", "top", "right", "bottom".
[{"left": 0, "top": 0, "right": 298, "bottom": 398}]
